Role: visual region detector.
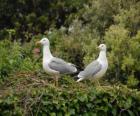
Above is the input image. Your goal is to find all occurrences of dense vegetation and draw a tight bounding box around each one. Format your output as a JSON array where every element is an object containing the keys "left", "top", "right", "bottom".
[{"left": 0, "top": 0, "right": 140, "bottom": 115}]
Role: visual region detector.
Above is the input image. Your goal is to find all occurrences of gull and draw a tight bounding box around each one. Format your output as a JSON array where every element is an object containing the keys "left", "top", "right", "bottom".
[
  {"left": 36, "top": 37, "right": 77, "bottom": 86},
  {"left": 77, "top": 44, "right": 108, "bottom": 83}
]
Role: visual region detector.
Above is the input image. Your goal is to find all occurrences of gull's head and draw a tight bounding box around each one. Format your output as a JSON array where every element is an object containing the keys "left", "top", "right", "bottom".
[
  {"left": 36, "top": 37, "right": 50, "bottom": 46},
  {"left": 98, "top": 44, "right": 106, "bottom": 51}
]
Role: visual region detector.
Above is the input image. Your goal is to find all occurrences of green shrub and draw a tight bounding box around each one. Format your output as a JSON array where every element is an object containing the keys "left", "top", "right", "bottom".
[
  {"left": 0, "top": 75, "right": 140, "bottom": 116},
  {"left": 0, "top": 39, "right": 40, "bottom": 80},
  {"left": 114, "top": 5, "right": 140, "bottom": 35},
  {"left": 0, "top": 0, "right": 140, "bottom": 115},
  {"left": 0, "top": 95, "right": 23, "bottom": 116},
  {"left": 0, "top": 40, "right": 22, "bottom": 78},
  {"left": 104, "top": 25, "right": 140, "bottom": 83}
]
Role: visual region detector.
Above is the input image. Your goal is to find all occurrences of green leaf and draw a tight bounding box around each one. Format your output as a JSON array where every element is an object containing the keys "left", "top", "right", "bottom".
[
  {"left": 70, "top": 109, "right": 75, "bottom": 115},
  {"left": 127, "top": 110, "right": 135, "bottom": 116},
  {"left": 50, "top": 112, "right": 56, "bottom": 116},
  {"left": 112, "top": 108, "right": 117, "bottom": 116}
]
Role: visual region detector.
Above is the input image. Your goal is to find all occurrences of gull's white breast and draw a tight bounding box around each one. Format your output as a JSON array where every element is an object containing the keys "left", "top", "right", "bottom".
[
  {"left": 43, "top": 59, "right": 59, "bottom": 74},
  {"left": 93, "top": 60, "right": 108, "bottom": 79}
]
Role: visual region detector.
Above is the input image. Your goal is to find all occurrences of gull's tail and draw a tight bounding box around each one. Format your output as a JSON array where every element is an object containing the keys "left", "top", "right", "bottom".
[
  {"left": 68, "top": 63, "right": 78, "bottom": 73},
  {"left": 76, "top": 71, "right": 85, "bottom": 82},
  {"left": 76, "top": 78, "right": 84, "bottom": 82}
]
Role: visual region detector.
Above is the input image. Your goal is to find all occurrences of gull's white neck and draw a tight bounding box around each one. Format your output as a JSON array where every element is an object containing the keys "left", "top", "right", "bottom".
[
  {"left": 43, "top": 45, "right": 53, "bottom": 61},
  {"left": 97, "top": 50, "right": 107, "bottom": 63}
]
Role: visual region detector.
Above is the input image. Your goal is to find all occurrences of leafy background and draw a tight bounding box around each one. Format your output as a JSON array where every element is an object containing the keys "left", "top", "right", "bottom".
[{"left": 0, "top": 0, "right": 140, "bottom": 115}]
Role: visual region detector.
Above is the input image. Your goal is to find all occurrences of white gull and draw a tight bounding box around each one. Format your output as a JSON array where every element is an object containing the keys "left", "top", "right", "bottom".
[
  {"left": 77, "top": 44, "right": 108, "bottom": 82},
  {"left": 36, "top": 37, "right": 77, "bottom": 85}
]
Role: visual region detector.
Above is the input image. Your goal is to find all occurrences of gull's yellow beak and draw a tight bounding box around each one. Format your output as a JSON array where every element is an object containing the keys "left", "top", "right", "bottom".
[{"left": 35, "top": 41, "right": 41, "bottom": 46}]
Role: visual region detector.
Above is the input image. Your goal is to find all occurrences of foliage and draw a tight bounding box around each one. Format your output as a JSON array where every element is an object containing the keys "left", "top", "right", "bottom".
[
  {"left": 0, "top": 0, "right": 140, "bottom": 115},
  {"left": 0, "top": 39, "right": 21, "bottom": 78},
  {"left": 0, "top": 39, "right": 40, "bottom": 79},
  {"left": 104, "top": 26, "right": 140, "bottom": 84},
  {"left": 0, "top": 73, "right": 140, "bottom": 116},
  {"left": 114, "top": 3, "right": 140, "bottom": 36},
  {"left": 0, "top": 0, "right": 89, "bottom": 41}
]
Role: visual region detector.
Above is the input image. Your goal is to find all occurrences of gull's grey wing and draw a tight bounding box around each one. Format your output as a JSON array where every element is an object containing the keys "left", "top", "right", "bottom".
[
  {"left": 48, "top": 57, "right": 77, "bottom": 74},
  {"left": 78, "top": 60, "right": 102, "bottom": 78}
]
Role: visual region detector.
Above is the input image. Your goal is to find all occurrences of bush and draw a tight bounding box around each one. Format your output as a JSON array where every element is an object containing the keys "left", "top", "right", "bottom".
[
  {"left": 0, "top": 0, "right": 140, "bottom": 115},
  {"left": 0, "top": 40, "right": 21, "bottom": 78},
  {"left": 0, "top": 39, "right": 40, "bottom": 80},
  {"left": 104, "top": 26, "right": 140, "bottom": 84},
  {"left": 0, "top": 74, "right": 140, "bottom": 115}
]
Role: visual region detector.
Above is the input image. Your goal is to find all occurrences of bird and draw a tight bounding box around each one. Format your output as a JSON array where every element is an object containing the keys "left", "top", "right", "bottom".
[
  {"left": 77, "top": 44, "right": 108, "bottom": 83},
  {"left": 36, "top": 37, "right": 77, "bottom": 86}
]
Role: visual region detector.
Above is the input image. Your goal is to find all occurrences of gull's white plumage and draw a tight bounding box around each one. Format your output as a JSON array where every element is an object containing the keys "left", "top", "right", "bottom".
[
  {"left": 77, "top": 44, "right": 108, "bottom": 82},
  {"left": 37, "top": 37, "right": 77, "bottom": 74}
]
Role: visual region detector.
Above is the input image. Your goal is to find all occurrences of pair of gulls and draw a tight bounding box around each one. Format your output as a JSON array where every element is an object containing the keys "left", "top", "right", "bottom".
[{"left": 36, "top": 37, "right": 108, "bottom": 83}]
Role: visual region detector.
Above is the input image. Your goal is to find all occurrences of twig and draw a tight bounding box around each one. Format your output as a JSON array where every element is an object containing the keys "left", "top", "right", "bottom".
[
  {"left": 35, "top": 92, "right": 44, "bottom": 116},
  {"left": 119, "top": 108, "right": 127, "bottom": 116}
]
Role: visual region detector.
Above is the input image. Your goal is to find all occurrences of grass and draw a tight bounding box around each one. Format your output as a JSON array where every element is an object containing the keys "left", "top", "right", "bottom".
[
  {"left": 0, "top": 71, "right": 140, "bottom": 99},
  {"left": 0, "top": 71, "right": 140, "bottom": 115}
]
